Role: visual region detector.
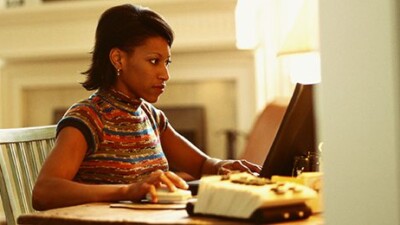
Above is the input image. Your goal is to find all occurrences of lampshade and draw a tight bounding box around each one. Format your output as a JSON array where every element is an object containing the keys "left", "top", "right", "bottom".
[
  {"left": 235, "top": 0, "right": 261, "bottom": 49},
  {"left": 277, "top": 0, "right": 319, "bottom": 56},
  {"left": 278, "top": 0, "right": 320, "bottom": 84}
]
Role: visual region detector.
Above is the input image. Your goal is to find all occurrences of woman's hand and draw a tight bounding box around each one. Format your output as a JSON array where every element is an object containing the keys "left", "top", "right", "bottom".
[
  {"left": 124, "top": 170, "right": 188, "bottom": 203},
  {"left": 217, "top": 159, "right": 262, "bottom": 176}
]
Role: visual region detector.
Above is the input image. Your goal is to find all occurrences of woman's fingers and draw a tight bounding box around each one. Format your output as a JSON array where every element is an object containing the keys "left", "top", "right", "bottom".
[
  {"left": 241, "top": 159, "right": 262, "bottom": 173},
  {"left": 218, "top": 159, "right": 262, "bottom": 175},
  {"left": 147, "top": 184, "right": 157, "bottom": 203},
  {"left": 165, "top": 171, "right": 189, "bottom": 190},
  {"left": 127, "top": 170, "right": 190, "bottom": 203},
  {"left": 146, "top": 170, "right": 188, "bottom": 191},
  {"left": 231, "top": 160, "right": 253, "bottom": 173},
  {"left": 145, "top": 170, "right": 163, "bottom": 186},
  {"left": 157, "top": 171, "right": 177, "bottom": 192}
]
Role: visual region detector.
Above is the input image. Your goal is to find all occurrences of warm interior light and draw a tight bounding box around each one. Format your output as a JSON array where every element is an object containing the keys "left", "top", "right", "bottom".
[
  {"left": 235, "top": 0, "right": 260, "bottom": 49},
  {"left": 277, "top": 0, "right": 320, "bottom": 84},
  {"left": 284, "top": 52, "right": 321, "bottom": 84},
  {"left": 278, "top": 0, "right": 319, "bottom": 56}
]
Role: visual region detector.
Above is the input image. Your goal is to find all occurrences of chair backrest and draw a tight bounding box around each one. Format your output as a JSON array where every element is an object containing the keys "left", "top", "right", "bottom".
[
  {"left": 0, "top": 125, "right": 56, "bottom": 225},
  {"left": 240, "top": 99, "right": 289, "bottom": 165}
]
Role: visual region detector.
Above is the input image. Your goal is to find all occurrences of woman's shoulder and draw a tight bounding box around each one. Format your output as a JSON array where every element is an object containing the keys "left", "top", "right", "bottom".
[
  {"left": 139, "top": 101, "right": 168, "bottom": 131},
  {"left": 69, "top": 92, "right": 104, "bottom": 110},
  {"left": 140, "top": 101, "right": 157, "bottom": 110},
  {"left": 140, "top": 101, "right": 164, "bottom": 116}
]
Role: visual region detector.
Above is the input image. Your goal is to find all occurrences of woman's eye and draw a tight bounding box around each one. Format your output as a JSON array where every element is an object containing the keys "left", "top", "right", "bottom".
[{"left": 149, "top": 58, "right": 171, "bottom": 67}]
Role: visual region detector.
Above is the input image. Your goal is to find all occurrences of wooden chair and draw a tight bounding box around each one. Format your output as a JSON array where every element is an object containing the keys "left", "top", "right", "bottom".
[
  {"left": 0, "top": 125, "right": 56, "bottom": 225},
  {"left": 240, "top": 98, "right": 289, "bottom": 165}
]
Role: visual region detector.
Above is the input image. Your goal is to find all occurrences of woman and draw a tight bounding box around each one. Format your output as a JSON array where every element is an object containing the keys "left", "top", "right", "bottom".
[{"left": 32, "top": 4, "right": 260, "bottom": 211}]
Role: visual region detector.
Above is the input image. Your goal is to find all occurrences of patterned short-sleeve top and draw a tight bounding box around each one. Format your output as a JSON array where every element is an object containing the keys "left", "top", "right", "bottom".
[{"left": 57, "top": 88, "right": 169, "bottom": 184}]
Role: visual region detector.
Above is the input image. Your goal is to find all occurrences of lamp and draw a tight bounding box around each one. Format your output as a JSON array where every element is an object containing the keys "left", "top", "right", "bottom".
[
  {"left": 278, "top": 0, "right": 320, "bottom": 84},
  {"left": 235, "top": 0, "right": 262, "bottom": 49}
]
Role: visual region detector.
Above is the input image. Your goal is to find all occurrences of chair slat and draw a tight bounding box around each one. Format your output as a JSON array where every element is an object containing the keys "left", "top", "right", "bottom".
[
  {"left": 17, "top": 142, "right": 34, "bottom": 214},
  {"left": 0, "top": 125, "right": 56, "bottom": 225},
  {"left": 9, "top": 143, "right": 29, "bottom": 214},
  {"left": 0, "top": 154, "right": 15, "bottom": 225}
]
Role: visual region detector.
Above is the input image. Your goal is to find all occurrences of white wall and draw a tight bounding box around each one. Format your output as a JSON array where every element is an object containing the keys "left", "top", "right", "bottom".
[{"left": 319, "top": 0, "right": 400, "bottom": 224}]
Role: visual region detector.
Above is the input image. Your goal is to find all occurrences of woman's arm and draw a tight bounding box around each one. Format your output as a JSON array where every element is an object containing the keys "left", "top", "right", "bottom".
[
  {"left": 32, "top": 126, "right": 186, "bottom": 211},
  {"left": 160, "top": 124, "right": 210, "bottom": 179},
  {"left": 160, "top": 124, "right": 261, "bottom": 179}
]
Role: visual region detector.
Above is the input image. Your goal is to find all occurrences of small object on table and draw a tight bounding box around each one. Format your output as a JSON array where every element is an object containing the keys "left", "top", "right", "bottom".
[{"left": 146, "top": 186, "right": 193, "bottom": 204}]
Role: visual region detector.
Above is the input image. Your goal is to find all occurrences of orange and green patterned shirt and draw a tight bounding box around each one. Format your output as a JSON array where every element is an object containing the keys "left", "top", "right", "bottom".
[{"left": 57, "top": 88, "right": 169, "bottom": 184}]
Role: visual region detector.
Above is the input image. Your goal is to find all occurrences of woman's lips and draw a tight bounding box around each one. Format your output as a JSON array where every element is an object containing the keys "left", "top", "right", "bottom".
[{"left": 153, "top": 83, "right": 166, "bottom": 93}]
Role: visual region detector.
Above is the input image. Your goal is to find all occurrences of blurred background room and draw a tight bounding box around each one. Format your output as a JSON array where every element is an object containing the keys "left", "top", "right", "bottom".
[
  {"left": 1, "top": 0, "right": 399, "bottom": 225},
  {"left": 0, "top": 0, "right": 302, "bottom": 159}
]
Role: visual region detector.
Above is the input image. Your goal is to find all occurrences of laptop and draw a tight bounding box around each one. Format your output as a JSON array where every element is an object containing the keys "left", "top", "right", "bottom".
[
  {"left": 188, "top": 83, "right": 317, "bottom": 193},
  {"left": 259, "top": 83, "right": 317, "bottom": 178}
]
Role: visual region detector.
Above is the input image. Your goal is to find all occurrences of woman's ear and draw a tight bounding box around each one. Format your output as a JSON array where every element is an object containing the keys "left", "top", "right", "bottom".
[{"left": 109, "top": 48, "right": 123, "bottom": 69}]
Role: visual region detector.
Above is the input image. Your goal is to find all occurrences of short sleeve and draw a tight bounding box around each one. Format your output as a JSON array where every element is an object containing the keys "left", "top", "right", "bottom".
[
  {"left": 142, "top": 102, "right": 169, "bottom": 133},
  {"left": 155, "top": 107, "right": 169, "bottom": 132},
  {"left": 57, "top": 101, "right": 103, "bottom": 154}
]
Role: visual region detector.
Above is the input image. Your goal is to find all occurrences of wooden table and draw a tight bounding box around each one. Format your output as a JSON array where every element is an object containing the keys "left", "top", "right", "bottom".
[{"left": 17, "top": 202, "right": 323, "bottom": 225}]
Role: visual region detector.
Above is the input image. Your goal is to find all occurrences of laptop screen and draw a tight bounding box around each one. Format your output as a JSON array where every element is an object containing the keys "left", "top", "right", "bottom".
[{"left": 259, "top": 83, "right": 317, "bottom": 178}]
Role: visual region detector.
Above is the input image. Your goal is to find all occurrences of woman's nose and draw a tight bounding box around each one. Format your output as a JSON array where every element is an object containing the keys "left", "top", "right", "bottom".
[{"left": 159, "top": 67, "right": 170, "bottom": 81}]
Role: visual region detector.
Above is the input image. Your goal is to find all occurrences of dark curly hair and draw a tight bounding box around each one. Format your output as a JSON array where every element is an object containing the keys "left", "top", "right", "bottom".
[{"left": 81, "top": 4, "right": 174, "bottom": 90}]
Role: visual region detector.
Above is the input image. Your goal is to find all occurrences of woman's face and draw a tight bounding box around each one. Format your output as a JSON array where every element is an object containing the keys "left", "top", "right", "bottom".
[{"left": 113, "top": 36, "right": 171, "bottom": 103}]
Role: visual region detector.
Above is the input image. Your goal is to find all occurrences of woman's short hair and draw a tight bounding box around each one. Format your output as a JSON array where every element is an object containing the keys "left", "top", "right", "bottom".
[{"left": 81, "top": 4, "right": 174, "bottom": 90}]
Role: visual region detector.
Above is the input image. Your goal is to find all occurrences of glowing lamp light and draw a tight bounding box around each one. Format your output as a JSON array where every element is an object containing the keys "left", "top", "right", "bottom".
[
  {"left": 278, "top": 0, "right": 321, "bottom": 84},
  {"left": 234, "top": 0, "right": 261, "bottom": 50}
]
